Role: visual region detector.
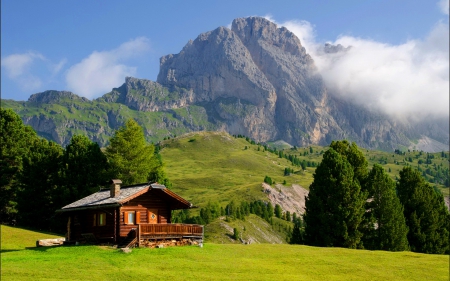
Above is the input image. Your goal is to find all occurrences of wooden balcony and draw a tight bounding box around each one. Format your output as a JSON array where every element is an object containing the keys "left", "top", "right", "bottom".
[{"left": 137, "top": 223, "right": 204, "bottom": 241}]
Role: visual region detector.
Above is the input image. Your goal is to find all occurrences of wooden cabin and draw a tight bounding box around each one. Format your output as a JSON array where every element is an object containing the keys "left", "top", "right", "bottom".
[{"left": 57, "top": 180, "right": 203, "bottom": 247}]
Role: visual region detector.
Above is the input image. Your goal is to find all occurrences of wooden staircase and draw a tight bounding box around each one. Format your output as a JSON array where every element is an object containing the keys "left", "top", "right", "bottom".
[{"left": 119, "top": 229, "right": 138, "bottom": 248}]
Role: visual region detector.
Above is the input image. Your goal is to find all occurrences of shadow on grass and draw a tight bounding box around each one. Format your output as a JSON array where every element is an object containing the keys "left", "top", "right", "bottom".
[{"left": 0, "top": 249, "right": 22, "bottom": 253}]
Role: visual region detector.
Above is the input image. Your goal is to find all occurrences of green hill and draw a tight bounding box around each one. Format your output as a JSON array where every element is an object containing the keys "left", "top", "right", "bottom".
[
  {"left": 160, "top": 131, "right": 449, "bottom": 208},
  {"left": 160, "top": 131, "right": 314, "bottom": 207}
]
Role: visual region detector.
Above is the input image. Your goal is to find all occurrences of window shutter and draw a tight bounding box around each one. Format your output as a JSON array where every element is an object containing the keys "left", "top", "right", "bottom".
[
  {"left": 124, "top": 212, "right": 128, "bottom": 224},
  {"left": 93, "top": 214, "right": 97, "bottom": 226},
  {"left": 136, "top": 211, "right": 141, "bottom": 224}
]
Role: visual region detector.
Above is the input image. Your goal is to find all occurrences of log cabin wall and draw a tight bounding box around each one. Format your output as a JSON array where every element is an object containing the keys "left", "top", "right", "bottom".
[
  {"left": 69, "top": 209, "right": 116, "bottom": 242},
  {"left": 118, "top": 189, "right": 172, "bottom": 238}
]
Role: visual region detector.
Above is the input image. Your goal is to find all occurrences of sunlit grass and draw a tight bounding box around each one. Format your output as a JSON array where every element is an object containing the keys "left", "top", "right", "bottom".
[{"left": 2, "top": 225, "right": 448, "bottom": 281}]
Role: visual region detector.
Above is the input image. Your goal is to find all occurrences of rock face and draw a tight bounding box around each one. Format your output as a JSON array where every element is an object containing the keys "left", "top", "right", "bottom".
[
  {"left": 157, "top": 16, "right": 446, "bottom": 149},
  {"left": 3, "top": 16, "right": 448, "bottom": 150},
  {"left": 98, "top": 77, "right": 195, "bottom": 112}
]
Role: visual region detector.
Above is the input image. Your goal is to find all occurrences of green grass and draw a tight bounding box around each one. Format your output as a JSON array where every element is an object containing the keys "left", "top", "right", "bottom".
[
  {"left": 160, "top": 132, "right": 449, "bottom": 209},
  {"left": 160, "top": 132, "right": 310, "bottom": 208},
  {"left": 1, "top": 225, "right": 448, "bottom": 281}
]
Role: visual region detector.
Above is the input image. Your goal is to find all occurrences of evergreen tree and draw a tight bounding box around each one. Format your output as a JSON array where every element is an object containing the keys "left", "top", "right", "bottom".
[
  {"left": 266, "top": 202, "right": 274, "bottom": 218},
  {"left": 0, "top": 108, "right": 39, "bottom": 223},
  {"left": 285, "top": 211, "right": 291, "bottom": 222},
  {"left": 361, "top": 164, "right": 409, "bottom": 251},
  {"left": 17, "top": 138, "right": 63, "bottom": 229},
  {"left": 329, "top": 140, "right": 368, "bottom": 186},
  {"left": 397, "top": 167, "right": 449, "bottom": 254},
  {"left": 304, "top": 148, "right": 366, "bottom": 248},
  {"left": 105, "top": 119, "right": 161, "bottom": 185},
  {"left": 274, "top": 204, "right": 282, "bottom": 218},
  {"left": 290, "top": 218, "right": 303, "bottom": 244},
  {"left": 59, "top": 135, "right": 109, "bottom": 205}
]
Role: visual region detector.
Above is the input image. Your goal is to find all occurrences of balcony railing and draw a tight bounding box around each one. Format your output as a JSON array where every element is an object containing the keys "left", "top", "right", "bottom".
[{"left": 137, "top": 223, "right": 203, "bottom": 242}]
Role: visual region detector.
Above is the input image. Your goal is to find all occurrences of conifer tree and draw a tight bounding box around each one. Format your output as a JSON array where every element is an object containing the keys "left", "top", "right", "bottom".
[
  {"left": 290, "top": 218, "right": 303, "bottom": 244},
  {"left": 361, "top": 164, "right": 409, "bottom": 251},
  {"left": 397, "top": 167, "right": 449, "bottom": 254},
  {"left": 18, "top": 138, "right": 63, "bottom": 229},
  {"left": 304, "top": 148, "right": 366, "bottom": 248},
  {"left": 274, "top": 204, "right": 282, "bottom": 218},
  {"left": 329, "top": 140, "right": 368, "bottom": 186},
  {"left": 105, "top": 119, "right": 161, "bottom": 185},
  {"left": 60, "top": 135, "right": 109, "bottom": 205}
]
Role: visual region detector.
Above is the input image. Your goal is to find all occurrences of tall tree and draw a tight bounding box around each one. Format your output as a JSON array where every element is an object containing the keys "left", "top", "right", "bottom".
[
  {"left": 59, "top": 135, "right": 109, "bottom": 205},
  {"left": 304, "top": 148, "right": 366, "bottom": 248},
  {"left": 105, "top": 119, "right": 163, "bottom": 185},
  {"left": 0, "top": 108, "right": 38, "bottom": 223},
  {"left": 361, "top": 164, "right": 409, "bottom": 251},
  {"left": 329, "top": 140, "right": 368, "bottom": 186},
  {"left": 17, "top": 138, "right": 63, "bottom": 230},
  {"left": 397, "top": 167, "right": 449, "bottom": 254}
]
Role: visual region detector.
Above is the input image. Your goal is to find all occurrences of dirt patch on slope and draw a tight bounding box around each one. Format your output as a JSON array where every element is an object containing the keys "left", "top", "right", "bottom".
[{"left": 263, "top": 183, "right": 309, "bottom": 216}]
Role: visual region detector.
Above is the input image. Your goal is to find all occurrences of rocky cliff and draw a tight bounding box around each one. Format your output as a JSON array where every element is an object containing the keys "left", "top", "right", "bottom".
[{"left": 3, "top": 17, "right": 448, "bottom": 151}]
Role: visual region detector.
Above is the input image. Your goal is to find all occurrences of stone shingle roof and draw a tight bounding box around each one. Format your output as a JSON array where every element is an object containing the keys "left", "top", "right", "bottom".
[
  {"left": 60, "top": 184, "right": 150, "bottom": 211},
  {"left": 58, "top": 182, "right": 193, "bottom": 212}
]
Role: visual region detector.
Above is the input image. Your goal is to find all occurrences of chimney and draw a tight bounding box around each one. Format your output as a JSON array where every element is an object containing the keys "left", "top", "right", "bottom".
[{"left": 110, "top": 179, "right": 122, "bottom": 198}]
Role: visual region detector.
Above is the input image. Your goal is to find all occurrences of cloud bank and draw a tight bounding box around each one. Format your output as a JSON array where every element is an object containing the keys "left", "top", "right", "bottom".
[
  {"left": 273, "top": 16, "right": 449, "bottom": 120},
  {"left": 1, "top": 52, "right": 66, "bottom": 92},
  {"left": 65, "top": 37, "right": 150, "bottom": 99}
]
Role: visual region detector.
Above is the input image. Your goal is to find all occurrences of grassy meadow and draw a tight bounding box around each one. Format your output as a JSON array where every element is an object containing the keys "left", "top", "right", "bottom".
[
  {"left": 160, "top": 131, "right": 314, "bottom": 207},
  {"left": 2, "top": 225, "right": 449, "bottom": 281},
  {"left": 160, "top": 132, "right": 449, "bottom": 210}
]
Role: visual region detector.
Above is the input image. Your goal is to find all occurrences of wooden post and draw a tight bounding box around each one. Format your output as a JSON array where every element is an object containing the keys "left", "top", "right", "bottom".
[
  {"left": 67, "top": 216, "right": 71, "bottom": 242},
  {"left": 138, "top": 224, "right": 141, "bottom": 247}
]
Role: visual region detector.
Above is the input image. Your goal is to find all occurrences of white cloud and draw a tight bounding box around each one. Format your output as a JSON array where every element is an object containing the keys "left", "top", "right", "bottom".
[
  {"left": 271, "top": 18, "right": 449, "bottom": 119},
  {"left": 438, "top": 0, "right": 449, "bottom": 15},
  {"left": 1, "top": 52, "right": 45, "bottom": 78},
  {"left": 65, "top": 37, "right": 150, "bottom": 99},
  {"left": 1, "top": 52, "right": 46, "bottom": 91}
]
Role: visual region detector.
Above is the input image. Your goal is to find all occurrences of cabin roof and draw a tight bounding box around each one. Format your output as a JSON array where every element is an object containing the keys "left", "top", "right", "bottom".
[{"left": 57, "top": 183, "right": 192, "bottom": 212}]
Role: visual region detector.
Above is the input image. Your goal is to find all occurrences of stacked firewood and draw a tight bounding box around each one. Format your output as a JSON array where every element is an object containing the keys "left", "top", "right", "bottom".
[{"left": 140, "top": 238, "right": 202, "bottom": 248}]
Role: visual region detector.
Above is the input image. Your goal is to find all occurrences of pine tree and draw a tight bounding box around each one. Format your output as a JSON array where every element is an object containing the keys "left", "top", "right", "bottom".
[
  {"left": 290, "top": 218, "right": 303, "bottom": 244},
  {"left": 304, "top": 148, "right": 366, "bottom": 248},
  {"left": 397, "top": 167, "right": 449, "bottom": 254},
  {"left": 17, "top": 138, "right": 63, "bottom": 229},
  {"left": 329, "top": 140, "right": 368, "bottom": 186},
  {"left": 274, "top": 204, "right": 282, "bottom": 218},
  {"left": 361, "top": 164, "right": 409, "bottom": 251},
  {"left": 105, "top": 119, "right": 161, "bottom": 185},
  {"left": 60, "top": 135, "right": 109, "bottom": 205}
]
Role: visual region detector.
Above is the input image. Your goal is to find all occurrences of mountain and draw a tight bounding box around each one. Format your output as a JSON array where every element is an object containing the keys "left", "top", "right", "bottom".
[{"left": 2, "top": 17, "right": 448, "bottom": 151}]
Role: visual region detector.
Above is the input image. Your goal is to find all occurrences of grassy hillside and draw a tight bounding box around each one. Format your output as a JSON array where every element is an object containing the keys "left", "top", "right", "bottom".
[
  {"left": 160, "top": 132, "right": 449, "bottom": 209},
  {"left": 160, "top": 131, "right": 314, "bottom": 207},
  {"left": 2, "top": 225, "right": 448, "bottom": 281}
]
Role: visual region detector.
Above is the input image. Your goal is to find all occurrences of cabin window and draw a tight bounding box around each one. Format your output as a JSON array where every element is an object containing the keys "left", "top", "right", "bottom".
[
  {"left": 123, "top": 211, "right": 140, "bottom": 225},
  {"left": 128, "top": 212, "right": 135, "bottom": 224},
  {"left": 98, "top": 213, "right": 106, "bottom": 226},
  {"left": 93, "top": 212, "right": 106, "bottom": 226},
  {"left": 124, "top": 211, "right": 135, "bottom": 225}
]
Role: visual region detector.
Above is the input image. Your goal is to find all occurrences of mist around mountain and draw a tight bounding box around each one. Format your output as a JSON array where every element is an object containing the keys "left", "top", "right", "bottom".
[{"left": 2, "top": 17, "right": 448, "bottom": 152}]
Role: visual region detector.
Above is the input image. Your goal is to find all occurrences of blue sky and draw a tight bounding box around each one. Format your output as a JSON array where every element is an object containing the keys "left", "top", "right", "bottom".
[{"left": 1, "top": 0, "right": 448, "bottom": 118}]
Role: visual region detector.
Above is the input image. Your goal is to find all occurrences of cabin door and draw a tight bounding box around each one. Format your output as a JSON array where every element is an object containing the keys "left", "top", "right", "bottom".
[{"left": 147, "top": 210, "right": 158, "bottom": 224}]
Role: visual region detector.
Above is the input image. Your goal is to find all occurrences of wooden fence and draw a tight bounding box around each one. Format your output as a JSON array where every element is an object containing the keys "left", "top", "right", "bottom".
[{"left": 137, "top": 223, "right": 203, "bottom": 242}]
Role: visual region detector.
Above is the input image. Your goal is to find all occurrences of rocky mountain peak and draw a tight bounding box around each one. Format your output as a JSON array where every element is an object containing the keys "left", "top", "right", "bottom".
[
  {"left": 28, "top": 90, "right": 87, "bottom": 104},
  {"left": 231, "top": 17, "right": 307, "bottom": 58}
]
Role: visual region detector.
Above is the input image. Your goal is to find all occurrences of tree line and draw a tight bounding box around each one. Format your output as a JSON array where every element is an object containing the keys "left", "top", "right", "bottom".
[
  {"left": 303, "top": 140, "right": 449, "bottom": 254},
  {"left": 1, "top": 108, "right": 169, "bottom": 231}
]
